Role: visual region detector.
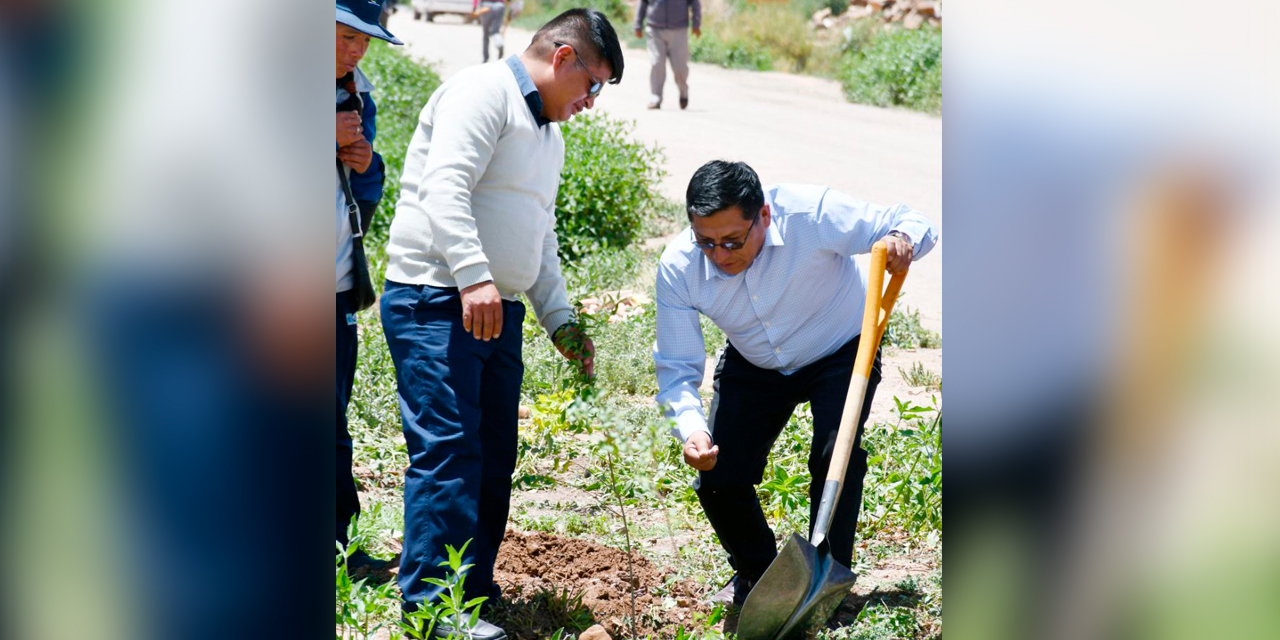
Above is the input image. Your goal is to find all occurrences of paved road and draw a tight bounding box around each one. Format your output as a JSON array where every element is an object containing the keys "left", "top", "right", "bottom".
[{"left": 385, "top": 11, "right": 943, "bottom": 332}]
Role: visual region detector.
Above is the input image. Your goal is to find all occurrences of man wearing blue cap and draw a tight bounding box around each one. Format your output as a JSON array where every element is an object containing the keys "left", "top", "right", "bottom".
[{"left": 336, "top": 0, "right": 401, "bottom": 570}]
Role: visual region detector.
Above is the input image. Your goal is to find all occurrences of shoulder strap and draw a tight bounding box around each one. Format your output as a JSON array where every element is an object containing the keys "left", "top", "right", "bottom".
[{"left": 337, "top": 159, "right": 363, "bottom": 239}]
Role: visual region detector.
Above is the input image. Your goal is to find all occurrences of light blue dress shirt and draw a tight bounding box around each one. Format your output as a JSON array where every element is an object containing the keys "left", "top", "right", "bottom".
[{"left": 653, "top": 184, "right": 938, "bottom": 443}]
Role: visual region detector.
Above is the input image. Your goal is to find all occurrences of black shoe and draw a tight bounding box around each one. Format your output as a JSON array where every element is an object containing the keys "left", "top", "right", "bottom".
[
  {"left": 708, "top": 579, "right": 736, "bottom": 606},
  {"left": 346, "top": 549, "right": 390, "bottom": 573},
  {"left": 707, "top": 574, "right": 754, "bottom": 609},
  {"left": 680, "top": 96, "right": 688, "bottom": 110}
]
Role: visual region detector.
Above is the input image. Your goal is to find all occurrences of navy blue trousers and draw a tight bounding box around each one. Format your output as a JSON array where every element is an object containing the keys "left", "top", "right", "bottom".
[
  {"left": 380, "top": 282, "right": 525, "bottom": 609},
  {"left": 337, "top": 290, "right": 361, "bottom": 545}
]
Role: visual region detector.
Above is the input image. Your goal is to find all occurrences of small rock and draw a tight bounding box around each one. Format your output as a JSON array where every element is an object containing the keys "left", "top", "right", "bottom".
[
  {"left": 579, "top": 624, "right": 612, "bottom": 640},
  {"left": 848, "top": 5, "right": 877, "bottom": 19},
  {"left": 812, "top": 7, "right": 833, "bottom": 25},
  {"left": 517, "top": 405, "right": 530, "bottom": 419},
  {"left": 904, "top": 12, "right": 924, "bottom": 29}
]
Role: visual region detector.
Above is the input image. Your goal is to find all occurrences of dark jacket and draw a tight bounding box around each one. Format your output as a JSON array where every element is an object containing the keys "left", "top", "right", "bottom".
[{"left": 635, "top": 0, "right": 701, "bottom": 32}]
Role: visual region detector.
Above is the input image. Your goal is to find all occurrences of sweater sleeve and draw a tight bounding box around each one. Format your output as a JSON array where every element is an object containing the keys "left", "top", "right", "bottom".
[
  {"left": 691, "top": 0, "right": 701, "bottom": 31},
  {"left": 634, "top": 0, "right": 648, "bottom": 32},
  {"left": 415, "top": 80, "right": 508, "bottom": 290},
  {"left": 524, "top": 199, "right": 575, "bottom": 337}
]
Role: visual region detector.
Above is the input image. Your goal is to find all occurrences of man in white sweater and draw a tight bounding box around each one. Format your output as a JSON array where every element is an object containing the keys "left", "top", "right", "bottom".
[{"left": 380, "top": 9, "right": 623, "bottom": 638}]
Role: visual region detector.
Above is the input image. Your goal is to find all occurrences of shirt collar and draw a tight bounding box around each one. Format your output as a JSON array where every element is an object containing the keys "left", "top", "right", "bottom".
[
  {"left": 506, "top": 56, "right": 550, "bottom": 128},
  {"left": 336, "top": 67, "right": 375, "bottom": 101},
  {"left": 353, "top": 67, "right": 374, "bottom": 93},
  {"left": 700, "top": 210, "right": 786, "bottom": 281}
]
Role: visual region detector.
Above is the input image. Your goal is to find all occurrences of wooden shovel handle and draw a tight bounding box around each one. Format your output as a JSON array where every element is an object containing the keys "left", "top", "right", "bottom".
[{"left": 828, "top": 241, "right": 908, "bottom": 484}]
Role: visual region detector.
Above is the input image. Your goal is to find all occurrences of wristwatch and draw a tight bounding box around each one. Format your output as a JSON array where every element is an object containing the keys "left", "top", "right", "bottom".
[{"left": 887, "top": 230, "right": 912, "bottom": 245}]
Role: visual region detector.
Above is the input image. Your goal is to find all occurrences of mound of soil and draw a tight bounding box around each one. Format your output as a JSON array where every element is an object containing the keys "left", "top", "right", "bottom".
[{"left": 492, "top": 530, "right": 710, "bottom": 639}]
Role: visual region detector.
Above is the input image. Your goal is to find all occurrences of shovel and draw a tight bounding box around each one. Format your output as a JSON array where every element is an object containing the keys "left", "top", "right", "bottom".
[{"left": 736, "top": 240, "right": 907, "bottom": 640}]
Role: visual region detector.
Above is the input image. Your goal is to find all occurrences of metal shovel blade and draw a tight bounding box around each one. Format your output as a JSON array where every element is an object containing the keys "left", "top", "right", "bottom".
[{"left": 735, "top": 533, "right": 857, "bottom": 640}]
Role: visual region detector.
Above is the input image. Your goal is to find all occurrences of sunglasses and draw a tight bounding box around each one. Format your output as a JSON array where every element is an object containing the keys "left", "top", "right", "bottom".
[
  {"left": 692, "top": 211, "right": 761, "bottom": 252},
  {"left": 554, "top": 41, "right": 604, "bottom": 99}
]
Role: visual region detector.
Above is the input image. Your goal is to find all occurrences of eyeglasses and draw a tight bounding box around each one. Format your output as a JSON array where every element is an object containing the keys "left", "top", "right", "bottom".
[
  {"left": 692, "top": 211, "right": 760, "bottom": 251},
  {"left": 553, "top": 41, "right": 604, "bottom": 98}
]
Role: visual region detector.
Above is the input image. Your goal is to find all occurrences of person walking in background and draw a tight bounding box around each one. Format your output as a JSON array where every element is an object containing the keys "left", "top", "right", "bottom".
[
  {"left": 476, "top": 0, "right": 507, "bottom": 62},
  {"left": 634, "top": 0, "right": 701, "bottom": 109},
  {"left": 502, "top": 0, "right": 524, "bottom": 48},
  {"left": 379, "top": 0, "right": 397, "bottom": 28}
]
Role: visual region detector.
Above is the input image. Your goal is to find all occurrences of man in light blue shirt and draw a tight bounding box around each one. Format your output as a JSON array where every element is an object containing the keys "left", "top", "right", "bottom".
[{"left": 653, "top": 160, "right": 938, "bottom": 606}]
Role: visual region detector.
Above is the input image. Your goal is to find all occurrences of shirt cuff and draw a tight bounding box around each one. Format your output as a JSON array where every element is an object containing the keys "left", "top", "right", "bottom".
[
  {"left": 892, "top": 223, "right": 929, "bottom": 254},
  {"left": 673, "top": 410, "right": 709, "bottom": 443},
  {"left": 541, "top": 309, "right": 575, "bottom": 339},
  {"left": 452, "top": 262, "right": 493, "bottom": 292}
]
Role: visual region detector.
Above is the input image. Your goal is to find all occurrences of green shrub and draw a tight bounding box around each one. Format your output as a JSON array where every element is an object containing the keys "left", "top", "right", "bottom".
[
  {"left": 860, "top": 398, "right": 942, "bottom": 540},
  {"left": 690, "top": 32, "right": 774, "bottom": 71},
  {"left": 839, "top": 26, "right": 942, "bottom": 113},
  {"left": 556, "top": 112, "right": 665, "bottom": 259}
]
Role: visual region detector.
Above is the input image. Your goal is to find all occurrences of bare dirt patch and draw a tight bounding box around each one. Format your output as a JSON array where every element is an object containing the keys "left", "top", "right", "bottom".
[{"left": 492, "top": 530, "right": 709, "bottom": 639}]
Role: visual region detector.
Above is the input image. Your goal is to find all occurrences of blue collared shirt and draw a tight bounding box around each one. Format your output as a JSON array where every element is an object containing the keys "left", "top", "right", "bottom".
[
  {"left": 653, "top": 184, "right": 939, "bottom": 442},
  {"left": 505, "top": 55, "right": 549, "bottom": 128}
]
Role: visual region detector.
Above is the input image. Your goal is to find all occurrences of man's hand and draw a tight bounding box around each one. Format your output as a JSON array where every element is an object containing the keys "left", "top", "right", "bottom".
[
  {"left": 460, "top": 281, "right": 504, "bottom": 341},
  {"left": 337, "top": 111, "right": 363, "bottom": 147},
  {"left": 553, "top": 323, "right": 595, "bottom": 379},
  {"left": 692, "top": 27, "right": 701, "bottom": 37},
  {"left": 683, "top": 431, "right": 719, "bottom": 471},
  {"left": 635, "top": 29, "right": 643, "bottom": 39},
  {"left": 338, "top": 138, "right": 373, "bottom": 173},
  {"left": 884, "top": 232, "right": 913, "bottom": 274}
]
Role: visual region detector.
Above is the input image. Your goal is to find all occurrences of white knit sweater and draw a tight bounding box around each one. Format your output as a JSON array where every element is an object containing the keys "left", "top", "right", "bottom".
[{"left": 385, "top": 61, "right": 573, "bottom": 336}]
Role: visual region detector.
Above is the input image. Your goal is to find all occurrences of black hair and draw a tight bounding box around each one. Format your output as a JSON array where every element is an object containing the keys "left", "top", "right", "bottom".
[
  {"left": 686, "top": 160, "right": 764, "bottom": 220},
  {"left": 530, "top": 9, "right": 625, "bottom": 84}
]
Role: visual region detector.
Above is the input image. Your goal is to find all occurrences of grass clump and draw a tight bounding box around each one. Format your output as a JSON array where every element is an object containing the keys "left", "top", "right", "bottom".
[
  {"left": 691, "top": 31, "right": 775, "bottom": 71},
  {"left": 899, "top": 361, "right": 941, "bottom": 391},
  {"left": 883, "top": 305, "right": 941, "bottom": 349}
]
